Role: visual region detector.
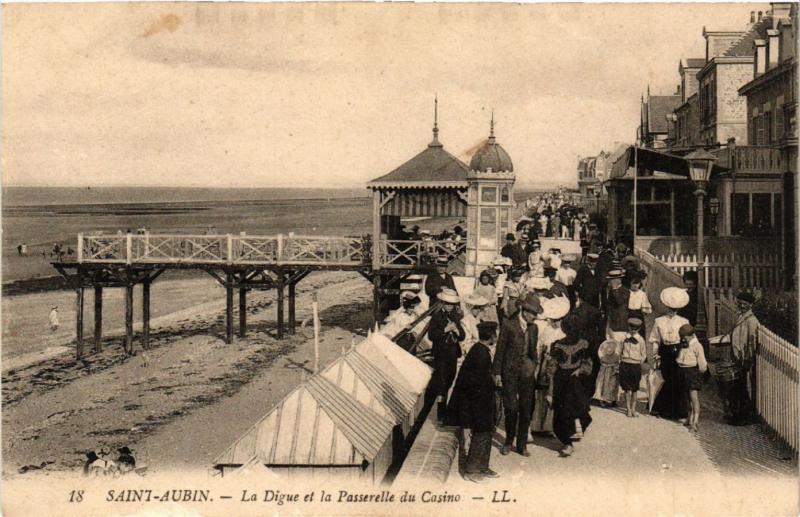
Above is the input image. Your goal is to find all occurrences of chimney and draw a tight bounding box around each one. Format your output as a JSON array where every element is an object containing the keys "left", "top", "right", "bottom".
[
  {"left": 754, "top": 39, "right": 767, "bottom": 76},
  {"left": 767, "top": 29, "right": 780, "bottom": 69}
]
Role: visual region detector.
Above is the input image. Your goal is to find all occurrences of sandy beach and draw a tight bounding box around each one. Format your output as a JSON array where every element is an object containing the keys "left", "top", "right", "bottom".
[{"left": 2, "top": 271, "right": 374, "bottom": 477}]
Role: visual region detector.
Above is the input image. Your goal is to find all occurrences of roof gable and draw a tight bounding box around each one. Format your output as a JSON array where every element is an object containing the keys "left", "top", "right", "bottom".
[
  {"left": 723, "top": 17, "right": 772, "bottom": 57},
  {"left": 367, "top": 144, "right": 470, "bottom": 187}
]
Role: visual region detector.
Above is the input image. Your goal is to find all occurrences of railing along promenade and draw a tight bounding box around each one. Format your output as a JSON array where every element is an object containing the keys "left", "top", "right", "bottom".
[
  {"left": 77, "top": 233, "right": 466, "bottom": 268},
  {"left": 637, "top": 246, "right": 798, "bottom": 454}
]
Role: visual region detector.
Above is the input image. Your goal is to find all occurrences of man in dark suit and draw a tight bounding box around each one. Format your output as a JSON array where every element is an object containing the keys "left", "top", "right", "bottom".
[
  {"left": 447, "top": 321, "right": 499, "bottom": 483},
  {"left": 605, "top": 269, "right": 630, "bottom": 341},
  {"left": 573, "top": 253, "right": 602, "bottom": 309},
  {"left": 678, "top": 270, "right": 698, "bottom": 326},
  {"left": 571, "top": 292, "right": 605, "bottom": 394},
  {"left": 425, "top": 256, "right": 457, "bottom": 301},
  {"left": 501, "top": 233, "right": 526, "bottom": 270},
  {"left": 493, "top": 293, "right": 540, "bottom": 457},
  {"left": 428, "top": 288, "right": 465, "bottom": 423}
]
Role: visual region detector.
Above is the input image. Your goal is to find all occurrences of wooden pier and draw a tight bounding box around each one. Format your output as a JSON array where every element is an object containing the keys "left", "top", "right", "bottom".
[{"left": 53, "top": 232, "right": 465, "bottom": 359}]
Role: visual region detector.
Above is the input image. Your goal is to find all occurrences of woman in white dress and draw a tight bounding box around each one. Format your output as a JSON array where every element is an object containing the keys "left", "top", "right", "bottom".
[{"left": 531, "top": 296, "right": 570, "bottom": 434}]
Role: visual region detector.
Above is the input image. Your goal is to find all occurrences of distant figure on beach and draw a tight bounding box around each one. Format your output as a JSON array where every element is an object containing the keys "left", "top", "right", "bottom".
[
  {"left": 49, "top": 306, "right": 60, "bottom": 331},
  {"left": 21, "top": 243, "right": 27, "bottom": 255},
  {"left": 17, "top": 244, "right": 22, "bottom": 255},
  {"left": 116, "top": 447, "right": 136, "bottom": 474}
]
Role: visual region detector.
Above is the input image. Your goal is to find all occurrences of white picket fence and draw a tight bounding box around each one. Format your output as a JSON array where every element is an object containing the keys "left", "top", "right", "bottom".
[
  {"left": 756, "top": 325, "right": 799, "bottom": 453},
  {"left": 653, "top": 252, "right": 784, "bottom": 291}
]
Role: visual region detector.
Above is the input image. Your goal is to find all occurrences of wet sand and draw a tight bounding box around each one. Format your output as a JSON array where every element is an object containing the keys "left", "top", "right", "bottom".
[{"left": 2, "top": 271, "right": 373, "bottom": 477}]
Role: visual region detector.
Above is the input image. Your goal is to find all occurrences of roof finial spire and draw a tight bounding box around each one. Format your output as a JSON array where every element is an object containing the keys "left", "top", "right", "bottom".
[
  {"left": 488, "top": 109, "right": 496, "bottom": 143},
  {"left": 429, "top": 95, "right": 442, "bottom": 147}
]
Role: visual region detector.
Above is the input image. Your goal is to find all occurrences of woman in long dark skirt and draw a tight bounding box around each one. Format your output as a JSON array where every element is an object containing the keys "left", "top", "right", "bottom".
[
  {"left": 649, "top": 287, "right": 691, "bottom": 420},
  {"left": 546, "top": 315, "right": 593, "bottom": 457}
]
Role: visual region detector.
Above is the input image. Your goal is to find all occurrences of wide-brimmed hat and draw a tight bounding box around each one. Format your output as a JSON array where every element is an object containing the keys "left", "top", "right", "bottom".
[
  {"left": 598, "top": 340, "right": 621, "bottom": 364},
  {"left": 518, "top": 294, "right": 543, "bottom": 314},
  {"left": 562, "top": 253, "right": 577, "bottom": 263},
  {"left": 51, "top": 306, "right": 58, "bottom": 310},
  {"left": 660, "top": 287, "right": 690, "bottom": 309},
  {"left": 437, "top": 288, "right": 460, "bottom": 304},
  {"left": 606, "top": 269, "right": 625, "bottom": 280},
  {"left": 628, "top": 317, "right": 643, "bottom": 327},
  {"left": 542, "top": 296, "right": 570, "bottom": 320},
  {"left": 736, "top": 291, "right": 756, "bottom": 304},
  {"left": 526, "top": 276, "right": 553, "bottom": 291},
  {"left": 435, "top": 255, "right": 449, "bottom": 266},
  {"left": 621, "top": 256, "right": 639, "bottom": 268},
  {"left": 587, "top": 253, "right": 599, "bottom": 261},
  {"left": 492, "top": 256, "right": 512, "bottom": 266},
  {"left": 463, "top": 292, "right": 490, "bottom": 307}
]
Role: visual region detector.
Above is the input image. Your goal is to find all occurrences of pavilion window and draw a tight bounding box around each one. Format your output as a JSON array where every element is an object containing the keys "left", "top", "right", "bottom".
[
  {"left": 732, "top": 193, "right": 750, "bottom": 235},
  {"left": 481, "top": 186, "right": 497, "bottom": 203},
  {"left": 469, "top": 184, "right": 478, "bottom": 204},
  {"left": 752, "top": 193, "right": 772, "bottom": 233},
  {"left": 479, "top": 207, "right": 497, "bottom": 248},
  {"left": 501, "top": 186, "right": 510, "bottom": 202}
]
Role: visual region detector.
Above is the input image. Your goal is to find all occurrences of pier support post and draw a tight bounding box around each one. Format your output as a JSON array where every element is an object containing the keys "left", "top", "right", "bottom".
[
  {"left": 225, "top": 270, "right": 234, "bottom": 344},
  {"left": 125, "top": 283, "right": 134, "bottom": 355},
  {"left": 76, "top": 287, "right": 84, "bottom": 360},
  {"left": 372, "top": 274, "right": 381, "bottom": 328},
  {"left": 239, "top": 287, "right": 247, "bottom": 338},
  {"left": 288, "top": 281, "right": 296, "bottom": 335},
  {"left": 94, "top": 286, "right": 102, "bottom": 353},
  {"left": 277, "top": 277, "right": 285, "bottom": 340},
  {"left": 142, "top": 280, "right": 151, "bottom": 349}
]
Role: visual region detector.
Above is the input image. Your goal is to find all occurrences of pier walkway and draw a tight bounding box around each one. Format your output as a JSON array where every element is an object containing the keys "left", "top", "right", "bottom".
[{"left": 53, "top": 232, "right": 466, "bottom": 359}]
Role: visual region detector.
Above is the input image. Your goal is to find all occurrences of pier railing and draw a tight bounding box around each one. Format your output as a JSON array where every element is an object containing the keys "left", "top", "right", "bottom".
[
  {"left": 78, "top": 233, "right": 463, "bottom": 268},
  {"left": 651, "top": 252, "right": 785, "bottom": 291}
]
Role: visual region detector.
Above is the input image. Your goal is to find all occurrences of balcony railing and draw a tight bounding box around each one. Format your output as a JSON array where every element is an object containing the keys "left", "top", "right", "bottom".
[{"left": 713, "top": 145, "right": 784, "bottom": 173}]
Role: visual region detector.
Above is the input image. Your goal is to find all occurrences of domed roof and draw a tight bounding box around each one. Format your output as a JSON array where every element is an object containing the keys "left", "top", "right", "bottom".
[{"left": 469, "top": 117, "right": 513, "bottom": 172}]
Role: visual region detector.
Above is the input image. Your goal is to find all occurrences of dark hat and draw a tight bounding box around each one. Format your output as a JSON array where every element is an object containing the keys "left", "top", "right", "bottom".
[
  {"left": 679, "top": 324, "right": 695, "bottom": 338},
  {"left": 517, "top": 294, "right": 543, "bottom": 314},
  {"left": 436, "top": 256, "right": 449, "bottom": 266},
  {"left": 477, "top": 321, "right": 498, "bottom": 333},
  {"left": 683, "top": 270, "right": 698, "bottom": 282},
  {"left": 402, "top": 295, "right": 422, "bottom": 308},
  {"left": 509, "top": 268, "right": 525, "bottom": 279},
  {"left": 736, "top": 291, "right": 756, "bottom": 304},
  {"left": 627, "top": 317, "right": 643, "bottom": 327},
  {"left": 118, "top": 446, "right": 132, "bottom": 454},
  {"left": 505, "top": 233, "right": 516, "bottom": 241}
]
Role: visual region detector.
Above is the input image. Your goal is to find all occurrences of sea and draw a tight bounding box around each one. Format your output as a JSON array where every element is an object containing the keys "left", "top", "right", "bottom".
[{"left": 1, "top": 185, "right": 548, "bottom": 283}]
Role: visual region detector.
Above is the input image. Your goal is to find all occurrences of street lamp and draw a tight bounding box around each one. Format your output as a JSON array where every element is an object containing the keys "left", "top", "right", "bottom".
[{"left": 685, "top": 149, "right": 716, "bottom": 341}]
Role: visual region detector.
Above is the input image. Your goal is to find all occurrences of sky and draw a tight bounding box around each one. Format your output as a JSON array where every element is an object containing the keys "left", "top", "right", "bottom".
[{"left": 2, "top": 2, "right": 762, "bottom": 189}]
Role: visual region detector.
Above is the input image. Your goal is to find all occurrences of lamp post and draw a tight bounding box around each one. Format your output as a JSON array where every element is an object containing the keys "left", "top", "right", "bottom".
[
  {"left": 685, "top": 149, "right": 717, "bottom": 342},
  {"left": 594, "top": 188, "right": 601, "bottom": 217}
]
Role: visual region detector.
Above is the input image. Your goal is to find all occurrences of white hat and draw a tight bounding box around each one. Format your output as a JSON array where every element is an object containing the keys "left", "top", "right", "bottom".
[
  {"left": 492, "top": 256, "right": 512, "bottom": 266},
  {"left": 463, "top": 292, "right": 489, "bottom": 307},
  {"left": 660, "top": 287, "right": 690, "bottom": 309},
  {"left": 437, "top": 288, "right": 460, "bottom": 304},
  {"left": 542, "top": 296, "right": 570, "bottom": 320},
  {"left": 525, "top": 276, "right": 553, "bottom": 291},
  {"left": 400, "top": 291, "right": 417, "bottom": 300}
]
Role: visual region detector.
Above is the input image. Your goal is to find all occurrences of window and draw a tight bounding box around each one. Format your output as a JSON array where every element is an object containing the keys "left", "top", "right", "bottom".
[
  {"left": 501, "top": 186, "right": 510, "bottom": 202},
  {"left": 481, "top": 186, "right": 497, "bottom": 203},
  {"left": 732, "top": 193, "right": 750, "bottom": 235},
  {"left": 764, "top": 110, "right": 773, "bottom": 144},
  {"left": 468, "top": 184, "right": 478, "bottom": 204},
  {"left": 479, "top": 208, "right": 497, "bottom": 248},
  {"left": 752, "top": 193, "right": 772, "bottom": 233},
  {"left": 774, "top": 193, "right": 783, "bottom": 236}
]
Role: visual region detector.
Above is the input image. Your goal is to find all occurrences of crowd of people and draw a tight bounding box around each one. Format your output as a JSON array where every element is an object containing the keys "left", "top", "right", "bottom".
[{"left": 380, "top": 196, "right": 765, "bottom": 484}]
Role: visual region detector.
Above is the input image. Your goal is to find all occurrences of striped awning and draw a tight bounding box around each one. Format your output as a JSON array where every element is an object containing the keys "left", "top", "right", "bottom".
[{"left": 381, "top": 189, "right": 466, "bottom": 218}]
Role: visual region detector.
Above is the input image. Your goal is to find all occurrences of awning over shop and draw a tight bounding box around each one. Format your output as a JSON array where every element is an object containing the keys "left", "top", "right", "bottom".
[{"left": 609, "top": 146, "right": 728, "bottom": 180}]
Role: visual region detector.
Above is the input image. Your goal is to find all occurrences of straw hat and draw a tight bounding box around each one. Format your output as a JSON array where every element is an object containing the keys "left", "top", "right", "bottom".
[
  {"left": 541, "top": 296, "right": 570, "bottom": 320},
  {"left": 526, "top": 276, "right": 553, "bottom": 291},
  {"left": 660, "top": 287, "right": 690, "bottom": 309},
  {"left": 437, "top": 288, "right": 460, "bottom": 304},
  {"left": 587, "top": 253, "right": 599, "bottom": 261},
  {"left": 606, "top": 269, "right": 625, "bottom": 280},
  {"left": 562, "top": 254, "right": 577, "bottom": 263},
  {"left": 598, "top": 339, "right": 621, "bottom": 364},
  {"left": 400, "top": 290, "right": 417, "bottom": 300},
  {"left": 463, "top": 292, "right": 490, "bottom": 307}
]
